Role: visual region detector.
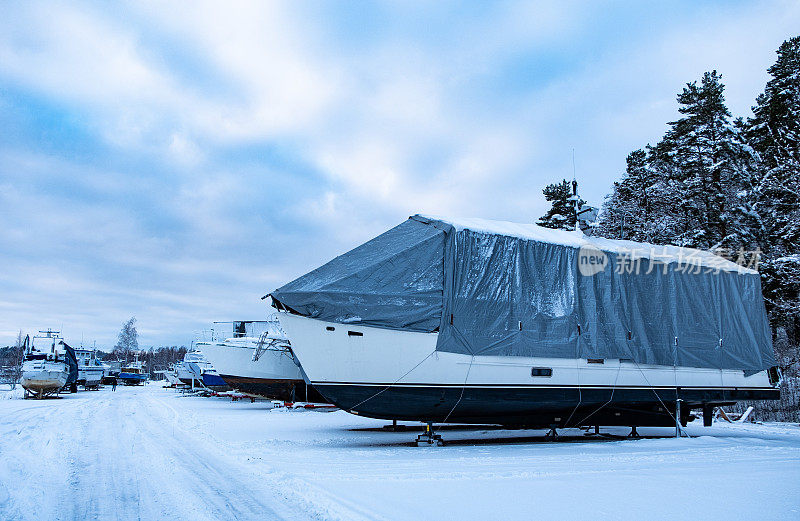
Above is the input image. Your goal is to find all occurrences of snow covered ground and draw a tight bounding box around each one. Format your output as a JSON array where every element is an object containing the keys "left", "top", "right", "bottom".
[{"left": 0, "top": 385, "right": 798, "bottom": 521}]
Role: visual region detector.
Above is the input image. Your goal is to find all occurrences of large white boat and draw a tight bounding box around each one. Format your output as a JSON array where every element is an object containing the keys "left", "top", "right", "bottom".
[
  {"left": 20, "top": 330, "right": 75, "bottom": 399},
  {"left": 74, "top": 348, "right": 105, "bottom": 388},
  {"left": 271, "top": 215, "right": 780, "bottom": 430},
  {"left": 197, "top": 320, "right": 322, "bottom": 401}
]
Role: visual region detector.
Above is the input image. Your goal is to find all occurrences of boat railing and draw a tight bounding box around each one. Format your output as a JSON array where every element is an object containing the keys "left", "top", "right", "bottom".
[{"left": 252, "top": 332, "right": 292, "bottom": 362}]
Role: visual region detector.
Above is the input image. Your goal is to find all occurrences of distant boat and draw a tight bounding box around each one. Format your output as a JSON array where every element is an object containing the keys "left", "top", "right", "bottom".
[
  {"left": 118, "top": 355, "right": 148, "bottom": 385},
  {"left": 74, "top": 348, "right": 105, "bottom": 388},
  {"left": 198, "top": 319, "right": 323, "bottom": 401},
  {"left": 20, "top": 330, "right": 77, "bottom": 398},
  {"left": 175, "top": 349, "right": 229, "bottom": 391},
  {"left": 160, "top": 364, "right": 182, "bottom": 386},
  {"left": 102, "top": 359, "right": 121, "bottom": 384}
]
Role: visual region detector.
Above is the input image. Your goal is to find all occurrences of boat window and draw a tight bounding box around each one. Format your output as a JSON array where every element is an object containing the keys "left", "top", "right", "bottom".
[
  {"left": 587, "top": 359, "right": 605, "bottom": 364},
  {"left": 234, "top": 321, "right": 248, "bottom": 338},
  {"left": 326, "top": 326, "right": 335, "bottom": 331},
  {"left": 531, "top": 367, "right": 552, "bottom": 377},
  {"left": 347, "top": 331, "right": 363, "bottom": 337}
]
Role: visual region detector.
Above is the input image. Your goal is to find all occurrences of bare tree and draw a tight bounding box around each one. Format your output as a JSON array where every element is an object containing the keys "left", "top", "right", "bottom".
[{"left": 113, "top": 317, "right": 139, "bottom": 362}]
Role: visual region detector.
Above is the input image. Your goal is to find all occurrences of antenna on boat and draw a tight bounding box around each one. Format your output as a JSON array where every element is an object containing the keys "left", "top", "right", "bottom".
[
  {"left": 568, "top": 149, "right": 582, "bottom": 236},
  {"left": 569, "top": 150, "right": 599, "bottom": 236},
  {"left": 572, "top": 148, "right": 576, "bottom": 182}
]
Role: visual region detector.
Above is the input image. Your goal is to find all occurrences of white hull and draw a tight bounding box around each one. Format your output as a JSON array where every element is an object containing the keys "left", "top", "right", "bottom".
[
  {"left": 21, "top": 361, "right": 69, "bottom": 396},
  {"left": 198, "top": 342, "right": 303, "bottom": 382},
  {"left": 176, "top": 364, "right": 199, "bottom": 383},
  {"left": 78, "top": 366, "right": 104, "bottom": 386},
  {"left": 278, "top": 313, "right": 777, "bottom": 426},
  {"left": 198, "top": 341, "right": 313, "bottom": 400}
]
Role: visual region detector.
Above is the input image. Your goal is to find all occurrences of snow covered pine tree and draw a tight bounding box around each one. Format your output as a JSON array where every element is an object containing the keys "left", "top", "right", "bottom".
[
  {"left": 537, "top": 179, "right": 585, "bottom": 230},
  {"left": 594, "top": 36, "right": 800, "bottom": 419}
]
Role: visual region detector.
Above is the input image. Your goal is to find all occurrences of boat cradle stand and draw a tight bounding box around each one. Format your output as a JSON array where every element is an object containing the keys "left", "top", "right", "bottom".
[{"left": 416, "top": 423, "right": 444, "bottom": 447}]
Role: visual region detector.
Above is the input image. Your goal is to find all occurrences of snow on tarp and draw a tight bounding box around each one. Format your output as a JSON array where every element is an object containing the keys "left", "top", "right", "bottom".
[{"left": 269, "top": 215, "right": 775, "bottom": 371}]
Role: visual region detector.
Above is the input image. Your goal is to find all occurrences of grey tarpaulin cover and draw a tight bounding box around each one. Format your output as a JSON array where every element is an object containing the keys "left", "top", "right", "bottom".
[{"left": 270, "top": 215, "right": 775, "bottom": 371}]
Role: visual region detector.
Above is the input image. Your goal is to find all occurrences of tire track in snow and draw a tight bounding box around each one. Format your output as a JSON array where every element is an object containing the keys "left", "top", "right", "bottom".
[
  {"left": 0, "top": 387, "right": 308, "bottom": 521},
  {"left": 133, "top": 388, "right": 308, "bottom": 521}
]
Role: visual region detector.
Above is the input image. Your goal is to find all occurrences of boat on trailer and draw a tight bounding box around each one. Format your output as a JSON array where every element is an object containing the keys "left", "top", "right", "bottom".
[
  {"left": 20, "top": 330, "right": 78, "bottom": 399},
  {"left": 118, "top": 355, "right": 148, "bottom": 385},
  {"left": 74, "top": 347, "right": 105, "bottom": 388},
  {"left": 197, "top": 319, "right": 325, "bottom": 402},
  {"left": 174, "top": 349, "right": 228, "bottom": 391},
  {"left": 269, "top": 215, "right": 780, "bottom": 437}
]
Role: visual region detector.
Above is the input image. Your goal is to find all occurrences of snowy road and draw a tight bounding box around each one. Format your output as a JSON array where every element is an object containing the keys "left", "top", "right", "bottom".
[
  {"left": 1, "top": 385, "right": 799, "bottom": 521},
  {"left": 0, "top": 386, "right": 307, "bottom": 521}
]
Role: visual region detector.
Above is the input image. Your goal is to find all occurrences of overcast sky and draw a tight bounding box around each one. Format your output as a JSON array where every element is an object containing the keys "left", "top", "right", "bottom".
[{"left": 1, "top": 0, "right": 798, "bottom": 348}]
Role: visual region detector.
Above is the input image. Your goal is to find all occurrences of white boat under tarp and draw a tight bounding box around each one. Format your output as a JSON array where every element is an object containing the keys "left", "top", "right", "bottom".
[{"left": 269, "top": 214, "right": 779, "bottom": 428}]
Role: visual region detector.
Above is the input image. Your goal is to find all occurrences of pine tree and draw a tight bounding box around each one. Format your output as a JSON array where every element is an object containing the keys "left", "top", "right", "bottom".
[
  {"left": 597, "top": 149, "right": 665, "bottom": 241},
  {"left": 746, "top": 36, "right": 800, "bottom": 253},
  {"left": 537, "top": 179, "right": 584, "bottom": 230},
  {"left": 745, "top": 36, "right": 800, "bottom": 347},
  {"left": 650, "top": 71, "right": 748, "bottom": 249},
  {"left": 596, "top": 37, "right": 800, "bottom": 371}
]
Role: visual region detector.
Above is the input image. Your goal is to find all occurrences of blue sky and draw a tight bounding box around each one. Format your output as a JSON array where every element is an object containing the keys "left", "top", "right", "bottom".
[{"left": 1, "top": 0, "right": 798, "bottom": 348}]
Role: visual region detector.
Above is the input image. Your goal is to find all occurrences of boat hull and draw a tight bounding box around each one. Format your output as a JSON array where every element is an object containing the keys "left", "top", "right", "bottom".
[
  {"left": 217, "top": 374, "right": 325, "bottom": 402},
  {"left": 78, "top": 366, "right": 105, "bottom": 387},
  {"left": 199, "top": 341, "right": 325, "bottom": 401},
  {"left": 279, "top": 313, "right": 779, "bottom": 427},
  {"left": 118, "top": 373, "right": 147, "bottom": 385},
  {"left": 201, "top": 372, "right": 230, "bottom": 392},
  {"left": 176, "top": 363, "right": 201, "bottom": 386},
  {"left": 21, "top": 362, "right": 69, "bottom": 397}
]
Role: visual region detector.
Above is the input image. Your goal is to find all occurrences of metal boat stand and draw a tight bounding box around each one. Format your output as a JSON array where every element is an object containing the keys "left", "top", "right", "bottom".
[
  {"left": 675, "top": 399, "right": 688, "bottom": 438},
  {"left": 383, "top": 420, "right": 407, "bottom": 431},
  {"left": 582, "top": 425, "right": 602, "bottom": 436},
  {"left": 628, "top": 426, "right": 641, "bottom": 438},
  {"left": 545, "top": 425, "right": 559, "bottom": 439},
  {"left": 415, "top": 423, "right": 444, "bottom": 447}
]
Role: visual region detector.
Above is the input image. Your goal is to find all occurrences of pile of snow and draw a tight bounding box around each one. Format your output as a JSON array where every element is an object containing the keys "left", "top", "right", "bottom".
[{"left": 0, "top": 386, "right": 24, "bottom": 399}]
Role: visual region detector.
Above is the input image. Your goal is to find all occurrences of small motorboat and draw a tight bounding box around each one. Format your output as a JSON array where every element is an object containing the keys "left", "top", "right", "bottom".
[
  {"left": 175, "top": 349, "right": 229, "bottom": 391},
  {"left": 74, "top": 347, "right": 105, "bottom": 388},
  {"left": 118, "top": 355, "right": 148, "bottom": 385}
]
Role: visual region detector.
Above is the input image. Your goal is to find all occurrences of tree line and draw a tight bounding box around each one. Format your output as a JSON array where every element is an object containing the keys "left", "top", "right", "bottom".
[{"left": 539, "top": 36, "right": 799, "bottom": 418}]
